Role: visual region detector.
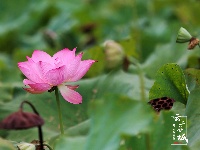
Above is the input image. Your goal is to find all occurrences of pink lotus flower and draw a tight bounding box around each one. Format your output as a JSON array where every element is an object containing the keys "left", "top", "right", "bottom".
[{"left": 18, "top": 48, "right": 96, "bottom": 104}]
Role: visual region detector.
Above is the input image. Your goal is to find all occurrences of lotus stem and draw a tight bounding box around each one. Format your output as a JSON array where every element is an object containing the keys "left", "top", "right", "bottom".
[
  {"left": 55, "top": 87, "right": 64, "bottom": 135},
  {"left": 20, "top": 101, "right": 44, "bottom": 150}
]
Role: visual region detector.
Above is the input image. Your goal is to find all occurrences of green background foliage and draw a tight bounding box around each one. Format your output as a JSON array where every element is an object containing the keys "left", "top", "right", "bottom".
[{"left": 1, "top": 0, "right": 200, "bottom": 149}]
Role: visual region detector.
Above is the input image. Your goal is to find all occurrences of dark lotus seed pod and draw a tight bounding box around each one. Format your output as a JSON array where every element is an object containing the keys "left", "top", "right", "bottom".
[
  {"left": 0, "top": 109, "right": 44, "bottom": 130},
  {"left": 148, "top": 97, "right": 175, "bottom": 112}
]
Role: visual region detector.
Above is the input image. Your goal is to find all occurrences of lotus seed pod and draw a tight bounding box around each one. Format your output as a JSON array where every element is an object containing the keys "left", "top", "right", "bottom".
[
  {"left": 0, "top": 109, "right": 44, "bottom": 130},
  {"left": 148, "top": 97, "right": 175, "bottom": 112},
  {"left": 104, "top": 40, "right": 125, "bottom": 70},
  {"left": 176, "top": 27, "right": 192, "bottom": 43}
]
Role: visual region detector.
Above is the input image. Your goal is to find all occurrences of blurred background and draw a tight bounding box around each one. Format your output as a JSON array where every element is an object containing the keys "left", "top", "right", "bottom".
[
  {"left": 1, "top": 0, "right": 200, "bottom": 61},
  {"left": 0, "top": 0, "right": 200, "bottom": 149},
  {"left": 1, "top": 0, "right": 200, "bottom": 79},
  {"left": 1, "top": 0, "right": 200, "bottom": 74}
]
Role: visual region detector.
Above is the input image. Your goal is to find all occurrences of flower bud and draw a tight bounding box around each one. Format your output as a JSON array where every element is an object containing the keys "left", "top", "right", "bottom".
[
  {"left": 103, "top": 40, "right": 125, "bottom": 70},
  {"left": 17, "top": 142, "right": 35, "bottom": 150},
  {"left": 176, "top": 27, "right": 192, "bottom": 43}
]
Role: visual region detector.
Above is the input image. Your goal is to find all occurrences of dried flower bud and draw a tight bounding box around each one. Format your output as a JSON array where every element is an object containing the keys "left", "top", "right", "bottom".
[
  {"left": 31, "top": 140, "right": 45, "bottom": 150},
  {"left": 0, "top": 110, "right": 44, "bottom": 130},
  {"left": 148, "top": 97, "right": 175, "bottom": 112},
  {"left": 176, "top": 27, "right": 192, "bottom": 43},
  {"left": 188, "top": 37, "right": 200, "bottom": 50},
  {"left": 17, "top": 142, "right": 35, "bottom": 150}
]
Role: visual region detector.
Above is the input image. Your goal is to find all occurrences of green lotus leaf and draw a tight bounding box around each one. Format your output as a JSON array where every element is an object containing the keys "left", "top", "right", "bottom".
[{"left": 149, "top": 63, "right": 189, "bottom": 105}]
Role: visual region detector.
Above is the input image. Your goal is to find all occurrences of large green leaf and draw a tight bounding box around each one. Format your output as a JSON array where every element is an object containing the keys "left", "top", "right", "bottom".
[
  {"left": 122, "top": 111, "right": 189, "bottom": 150},
  {"left": 53, "top": 94, "right": 154, "bottom": 150},
  {"left": 149, "top": 63, "right": 189, "bottom": 104},
  {"left": 65, "top": 120, "right": 90, "bottom": 136},
  {"left": 85, "top": 94, "right": 154, "bottom": 150},
  {"left": 78, "top": 70, "right": 153, "bottom": 102},
  {"left": 185, "top": 88, "right": 200, "bottom": 149},
  {"left": 0, "top": 138, "right": 15, "bottom": 150},
  {"left": 53, "top": 135, "right": 86, "bottom": 150}
]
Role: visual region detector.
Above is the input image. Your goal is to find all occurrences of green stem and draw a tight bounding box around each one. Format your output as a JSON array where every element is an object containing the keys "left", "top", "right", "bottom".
[
  {"left": 20, "top": 101, "right": 44, "bottom": 150},
  {"left": 145, "top": 133, "right": 151, "bottom": 150},
  {"left": 43, "top": 144, "right": 54, "bottom": 150},
  {"left": 55, "top": 87, "right": 64, "bottom": 135},
  {"left": 129, "top": 57, "right": 149, "bottom": 148},
  {"left": 129, "top": 57, "right": 146, "bottom": 101},
  {"left": 138, "top": 66, "right": 146, "bottom": 101}
]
